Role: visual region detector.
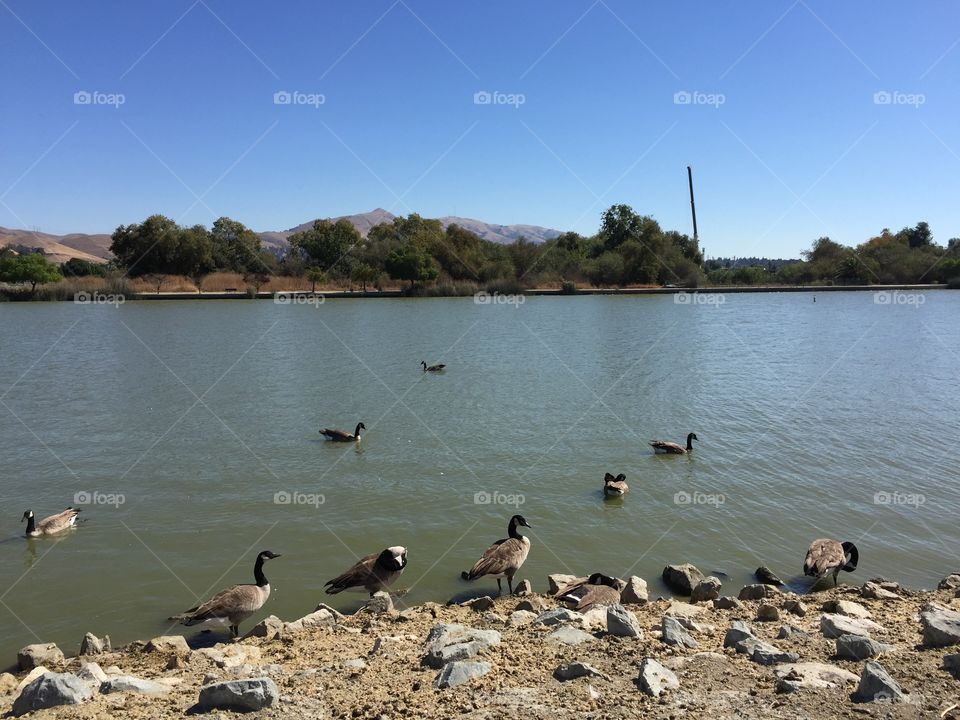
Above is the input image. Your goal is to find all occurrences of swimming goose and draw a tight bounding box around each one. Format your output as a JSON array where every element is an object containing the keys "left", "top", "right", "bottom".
[
  {"left": 555, "top": 573, "right": 625, "bottom": 612},
  {"left": 603, "top": 473, "right": 629, "bottom": 496},
  {"left": 324, "top": 546, "right": 408, "bottom": 596},
  {"left": 171, "top": 550, "right": 281, "bottom": 638},
  {"left": 22, "top": 508, "right": 80, "bottom": 537},
  {"left": 803, "top": 539, "right": 859, "bottom": 586},
  {"left": 320, "top": 422, "right": 365, "bottom": 442},
  {"left": 650, "top": 432, "right": 698, "bottom": 454},
  {"left": 421, "top": 361, "right": 446, "bottom": 372},
  {"left": 461, "top": 514, "right": 532, "bottom": 595}
]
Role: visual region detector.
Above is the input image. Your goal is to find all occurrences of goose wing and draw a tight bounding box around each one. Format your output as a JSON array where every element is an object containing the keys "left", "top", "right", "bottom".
[
  {"left": 575, "top": 585, "right": 621, "bottom": 612},
  {"left": 650, "top": 440, "right": 684, "bottom": 453},
  {"left": 464, "top": 537, "right": 528, "bottom": 579},
  {"left": 324, "top": 553, "right": 377, "bottom": 593},
  {"left": 37, "top": 508, "right": 80, "bottom": 534},
  {"left": 321, "top": 428, "right": 353, "bottom": 441},
  {"left": 553, "top": 576, "right": 589, "bottom": 599},
  {"left": 173, "top": 583, "right": 264, "bottom": 624},
  {"left": 803, "top": 538, "right": 843, "bottom": 577}
]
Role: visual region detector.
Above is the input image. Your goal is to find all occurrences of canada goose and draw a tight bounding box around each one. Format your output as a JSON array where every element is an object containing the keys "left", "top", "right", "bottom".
[
  {"left": 555, "top": 573, "right": 625, "bottom": 612},
  {"left": 421, "top": 361, "right": 446, "bottom": 372},
  {"left": 603, "top": 473, "right": 629, "bottom": 496},
  {"left": 324, "top": 546, "right": 408, "bottom": 596},
  {"left": 461, "top": 514, "right": 532, "bottom": 595},
  {"left": 171, "top": 550, "right": 281, "bottom": 638},
  {"left": 803, "top": 539, "right": 859, "bottom": 586},
  {"left": 320, "top": 422, "right": 365, "bottom": 442},
  {"left": 21, "top": 508, "right": 80, "bottom": 538},
  {"left": 650, "top": 432, "right": 698, "bottom": 454}
]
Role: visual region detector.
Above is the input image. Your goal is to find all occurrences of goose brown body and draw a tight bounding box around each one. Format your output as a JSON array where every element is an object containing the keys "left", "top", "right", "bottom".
[
  {"left": 320, "top": 422, "right": 365, "bottom": 442},
  {"left": 650, "top": 432, "right": 698, "bottom": 454},
  {"left": 461, "top": 515, "right": 532, "bottom": 595},
  {"left": 324, "top": 546, "right": 407, "bottom": 596},
  {"left": 22, "top": 508, "right": 80, "bottom": 537},
  {"left": 603, "top": 473, "right": 629, "bottom": 496},
  {"left": 803, "top": 538, "right": 859, "bottom": 586}
]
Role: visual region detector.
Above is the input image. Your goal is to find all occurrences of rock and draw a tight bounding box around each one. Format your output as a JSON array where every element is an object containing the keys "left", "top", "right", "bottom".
[
  {"left": 554, "top": 662, "right": 608, "bottom": 681},
  {"left": 465, "top": 596, "right": 495, "bottom": 612},
  {"left": 661, "top": 616, "right": 697, "bottom": 648},
  {"left": 341, "top": 658, "right": 367, "bottom": 671},
  {"left": 713, "top": 596, "right": 743, "bottom": 610},
  {"left": 756, "top": 604, "right": 780, "bottom": 622},
  {"left": 723, "top": 620, "right": 760, "bottom": 654},
  {"left": 515, "top": 597, "right": 546, "bottom": 613},
  {"left": 242, "top": 615, "right": 284, "bottom": 640},
  {"left": 776, "top": 625, "right": 803, "bottom": 639},
  {"left": 755, "top": 566, "right": 784, "bottom": 585},
  {"left": 284, "top": 608, "right": 336, "bottom": 633},
  {"left": 101, "top": 675, "right": 172, "bottom": 695},
  {"left": 421, "top": 624, "right": 501, "bottom": 668},
  {"left": 920, "top": 604, "right": 960, "bottom": 647},
  {"left": 835, "top": 634, "right": 893, "bottom": 660},
  {"left": 79, "top": 633, "right": 109, "bottom": 656},
  {"left": 17, "top": 643, "right": 64, "bottom": 671},
  {"left": 514, "top": 579, "right": 532, "bottom": 596},
  {"left": 636, "top": 658, "right": 679, "bottom": 697},
  {"left": 145, "top": 635, "right": 190, "bottom": 655},
  {"left": 545, "top": 626, "right": 596, "bottom": 646},
  {"left": 202, "top": 672, "right": 219, "bottom": 685},
  {"left": 433, "top": 661, "right": 491, "bottom": 689},
  {"left": 783, "top": 599, "right": 808, "bottom": 617},
  {"left": 534, "top": 608, "right": 583, "bottom": 626},
  {"left": 11, "top": 672, "right": 92, "bottom": 716},
  {"left": 0, "top": 672, "right": 17, "bottom": 694},
  {"left": 197, "top": 677, "right": 278, "bottom": 712},
  {"left": 481, "top": 612, "right": 505, "bottom": 626},
  {"left": 16, "top": 667, "right": 49, "bottom": 693},
  {"left": 774, "top": 662, "right": 859, "bottom": 694},
  {"left": 364, "top": 591, "right": 394, "bottom": 614},
  {"left": 662, "top": 564, "right": 704, "bottom": 595},
  {"left": 663, "top": 600, "right": 705, "bottom": 619},
  {"left": 313, "top": 602, "right": 346, "bottom": 619},
  {"left": 690, "top": 576, "right": 722, "bottom": 603},
  {"left": 197, "top": 644, "right": 262, "bottom": 669},
  {"left": 507, "top": 610, "right": 537, "bottom": 627},
  {"left": 370, "top": 636, "right": 406, "bottom": 655},
  {"left": 823, "top": 599, "right": 871, "bottom": 618},
  {"left": 76, "top": 663, "right": 108, "bottom": 686},
  {"left": 861, "top": 582, "right": 899, "bottom": 600},
  {"left": 738, "top": 584, "right": 782, "bottom": 601},
  {"left": 548, "top": 574, "right": 581, "bottom": 595},
  {"left": 944, "top": 653, "right": 960, "bottom": 676},
  {"left": 938, "top": 574, "right": 960, "bottom": 591},
  {"left": 852, "top": 660, "right": 906, "bottom": 703},
  {"left": 606, "top": 604, "right": 642, "bottom": 637},
  {"left": 620, "top": 576, "right": 649, "bottom": 604},
  {"left": 749, "top": 642, "right": 799, "bottom": 666},
  {"left": 820, "top": 613, "right": 885, "bottom": 639}
]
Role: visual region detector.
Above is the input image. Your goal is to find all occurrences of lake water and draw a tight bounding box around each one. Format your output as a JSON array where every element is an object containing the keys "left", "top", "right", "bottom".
[{"left": 1, "top": 291, "right": 958, "bottom": 664}]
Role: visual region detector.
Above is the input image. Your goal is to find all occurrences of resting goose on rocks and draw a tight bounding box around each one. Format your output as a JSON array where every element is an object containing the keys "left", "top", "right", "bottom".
[
  {"left": 603, "top": 473, "right": 629, "bottom": 496},
  {"left": 324, "top": 546, "right": 408, "bottom": 596},
  {"left": 21, "top": 508, "right": 80, "bottom": 537},
  {"left": 171, "top": 550, "right": 281, "bottom": 638},
  {"left": 650, "top": 432, "right": 698, "bottom": 454},
  {"left": 803, "top": 538, "right": 859, "bottom": 586},
  {"left": 421, "top": 361, "right": 446, "bottom": 372},
  {"left": 320, "top": 422, "right": 365, "bottom": 442},
  {"left": 461, "top": 514, "right": 532, "bottom": 595},
  {"left": 555, "top": 573, "right": 625, "bottom": 612}
]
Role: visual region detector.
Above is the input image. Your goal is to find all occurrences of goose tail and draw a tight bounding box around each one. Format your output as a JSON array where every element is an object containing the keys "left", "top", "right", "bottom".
[{"left": 460, "top": 570, "right": 471, "bottom": 581}]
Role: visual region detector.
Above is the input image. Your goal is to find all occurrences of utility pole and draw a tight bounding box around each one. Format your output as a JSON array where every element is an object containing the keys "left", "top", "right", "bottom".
[{"left": 687, "top": 165, "right": 699, "bottom": 244}]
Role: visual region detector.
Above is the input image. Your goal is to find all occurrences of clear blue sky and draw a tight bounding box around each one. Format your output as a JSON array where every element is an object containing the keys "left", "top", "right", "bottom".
[{"left": 1, "top": 0, "right": 957, "bottom": 258}]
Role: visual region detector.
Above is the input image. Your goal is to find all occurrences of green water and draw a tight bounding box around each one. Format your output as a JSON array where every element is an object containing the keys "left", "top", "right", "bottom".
[{"left": 0, "top": 292, "right": 957, "bottom": 664}]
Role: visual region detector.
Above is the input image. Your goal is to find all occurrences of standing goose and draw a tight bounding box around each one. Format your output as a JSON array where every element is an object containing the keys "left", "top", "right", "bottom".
[
  {"left": 320, "top": 422, "right": 365, "bottom": 442},
  {"left": 460, "top": 515, "right": 532, "bottom": 595},
  {"left": 421, "top": 361, "right": 446, "bottom": 372},
  {"left": 650, "top": 432, "right": 698, "bottom": 454},
  {"left": 555, "top": 573, "right": 624, "bottom": 612},
  {"left": 803, "top": 539, "right": 859, "bottom": 586},
  {"left": 324, "top": 546, "right": 408, "bottom": 596},
  {"left": 603, "top": 473, "right": 629, "bottom": 496},
  {"left": 171, "top": 550, "right": 281, "bottom": 638},
  {"left": 22, "top": 508, "right": 81, "bottom": 538}
]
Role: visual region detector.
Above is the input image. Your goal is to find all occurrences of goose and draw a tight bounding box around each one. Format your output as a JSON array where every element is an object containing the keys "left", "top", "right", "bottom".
[
  {"left": 320, "top": 422, "right": 365, "bottom": 442},
  {"left": 324, "top": 546, "right": 408, "bottom": 596},
  {"left": 555, "top": 573, "right": 625, "bottom": 612},
  {"left": 22, "top": 508, "right": 80, "bottom": 537},
  {"left": 421, "top": 361, "right": 446, "bottom": 372},
  {"left": 461, "top": 514, "right": 532, "bottom": 595},
  {"left": 650, "top": 432, "right": 698, "bottom": 454},
  {"left": 171, "top": 550, "right": 281, "bottom": 638},
  {"left": 603, "top": 473, "right": 629, "bottom": 496},
  {"left": 803, "top": 539, "right": 859, "bottom": 586}
]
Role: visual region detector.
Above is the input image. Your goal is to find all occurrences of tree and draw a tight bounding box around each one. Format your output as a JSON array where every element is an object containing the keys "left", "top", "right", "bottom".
[
  {"left": 109, "top": 215, "right": 214, "bottom": 277},
  {"left": 61, "top": 258, "right": 108, "bottom": 278},
  {"left": 287, "top": 219, "right": 360, "bottom": 273},
  {"left": 385, "top": 245, "right": 439, "bottom": 286},
  {"left": 210, "top": 217, "right": 262, "bottom": 272},
  {"left": 350, "top": 263, "right": 377, "bottom": 291},
  {"left": 0, "top": 253, "right": 62, "bottom": 292},
  {"left": 306, "top": 267, "right": 326, "bottom": 292}
]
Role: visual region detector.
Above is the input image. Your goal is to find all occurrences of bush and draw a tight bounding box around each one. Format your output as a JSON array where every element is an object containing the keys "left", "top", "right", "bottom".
[
  {"left": 947, "top": 277, "right": 960, "bottom": 289},
  {"left": 560, "top": 280, "right": 577, "bottom": 294}
]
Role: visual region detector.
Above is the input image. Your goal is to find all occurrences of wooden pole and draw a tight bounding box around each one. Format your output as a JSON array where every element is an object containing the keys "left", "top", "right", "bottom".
[{"left": 687, "top": 165, "right": 699, "bottom": 243}]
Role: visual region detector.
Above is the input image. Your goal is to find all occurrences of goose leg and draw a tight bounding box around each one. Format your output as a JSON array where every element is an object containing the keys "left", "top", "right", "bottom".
[
  {"left": 230, "top": 625, "right": 238, "bottom": 638},
  {"left": 508, "top": 576, "right": 514, "bottom": 595},
  {"left": 496, "top": 578, "right": 502, "bottom": 595}
]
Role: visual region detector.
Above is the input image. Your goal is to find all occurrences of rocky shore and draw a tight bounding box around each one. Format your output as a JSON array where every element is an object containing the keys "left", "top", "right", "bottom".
[{"left": 2, "top": 570, "right": 959, "bottom": 719}]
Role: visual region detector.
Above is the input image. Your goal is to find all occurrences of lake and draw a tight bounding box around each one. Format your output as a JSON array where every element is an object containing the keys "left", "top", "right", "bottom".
[{"left": 0, "top": 291, "right": 957, "bottom": 664}]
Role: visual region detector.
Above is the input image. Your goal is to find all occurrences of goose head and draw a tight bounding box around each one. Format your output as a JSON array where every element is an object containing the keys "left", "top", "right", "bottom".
[
  {"left": 687, "top": 432, "right": 698, "bottom": 444},
  {"left": 586, "top": 572, "right": 621, "bottom": 588},
  {"left": 510, "top": 514, "right": 532, "bottom": 529},
  {"left": 841, "top": 541, "right": 859, "bottom": 572},
  {"left": 258, "top": 550, "right": 282, "bottom": 561},
  {"left": 21, "top": 510, "right": 33, "bottom": 522},
  {"left": 379, "top": 546, "right": 408, "bottom": 571}
]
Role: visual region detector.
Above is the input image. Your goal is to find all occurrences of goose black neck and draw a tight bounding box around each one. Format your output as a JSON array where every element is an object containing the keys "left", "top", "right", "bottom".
[
  {"left": 254, "top": 556, "right": 269, "bottom": 587},
  {"left": 508, "top": 518, "right": 523, "bottom": 540},
  {"left": 354, "top": 423, "right": 363, "bottom": 438},
  {"left": 686, "top": 434, "right": 694, "bottom": 450},
  {"left": 24, "top": 516, "right": 35, "bottom": 534}
]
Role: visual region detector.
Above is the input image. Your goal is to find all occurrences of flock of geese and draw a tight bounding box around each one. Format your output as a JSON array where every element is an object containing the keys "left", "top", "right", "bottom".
[{"left": 17, "top": 366, "right": 860, "bottom": 639}]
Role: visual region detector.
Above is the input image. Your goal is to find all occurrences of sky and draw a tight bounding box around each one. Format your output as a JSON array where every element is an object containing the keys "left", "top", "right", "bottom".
[{"left": 1, "top": 0, "right": 958, "bottom": 258}]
